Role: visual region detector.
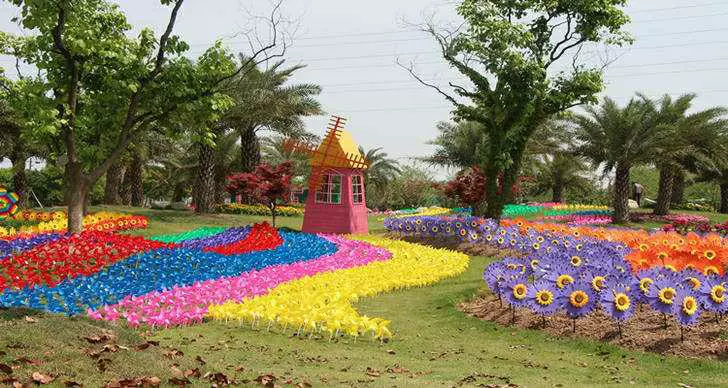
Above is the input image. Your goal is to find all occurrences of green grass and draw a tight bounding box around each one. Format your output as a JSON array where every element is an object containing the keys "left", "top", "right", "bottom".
[{"left": 1, "top": 207, "right": 727, "bottom": 386}]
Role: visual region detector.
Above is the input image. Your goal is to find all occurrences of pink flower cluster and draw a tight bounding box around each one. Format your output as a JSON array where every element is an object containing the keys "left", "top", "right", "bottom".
[
  {"left": 542, "top": 215, "right": 613, "bottom": 225},
  {"left": 87, "top": 235, "right": 392, "bottom": 327}
]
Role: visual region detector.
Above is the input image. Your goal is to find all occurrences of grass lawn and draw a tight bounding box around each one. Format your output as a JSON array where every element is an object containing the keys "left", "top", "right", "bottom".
[{"left": 1, "top": 207, "right": 727, "bottom": 386}]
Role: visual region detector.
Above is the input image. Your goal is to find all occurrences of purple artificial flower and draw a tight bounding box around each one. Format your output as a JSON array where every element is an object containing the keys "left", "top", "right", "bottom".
[
  {"left": 544, "top": 263, "right": 578, "bottom": 290},
  {"left": 698, "top": 274, "right": 728, "bottom": 313},
  {"left": 559, "top": 281, "right": 597, "bottom": 318},
  {"left": 678, "top": 268, "right": 706, "bottom": 292},
  {"left": 581, "top": 269, "right": 609, "bottom": 294},
  {"left": 501, "top": 276, "right": 530, "bottom": 308},
  {"left": 600, "top": 282, "right": 638, "bottom": 322},
  {"left": 673, "top": 286, "right": 702, "bottom": 326},
  {"left": 483, "top": 262, "right": 506, "bottom": 293},
  {"left": 526, "top": 280, "right": 563, "bottom": 316},
  {"left": 645, "top": 272, "right": 681, "bottom": 315}
]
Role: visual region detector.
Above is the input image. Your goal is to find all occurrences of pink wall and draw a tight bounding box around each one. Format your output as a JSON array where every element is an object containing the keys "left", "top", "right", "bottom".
[{"left": 302, "top": 167, "right": 368, "bottom": 234}]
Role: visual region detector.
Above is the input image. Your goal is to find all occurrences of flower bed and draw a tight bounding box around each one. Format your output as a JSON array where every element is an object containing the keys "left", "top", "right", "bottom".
[
  {"left": 89, "top": 235, "right": 391, "bottom": 327},
  {"left": 0, "top": 225, "right": 334, "bottom": 315},
  {"left": 385, "top": 215, "right": 728, "bottom": 348},
  {"left": 0, "top": 211, "right": 148, "bottom": 238},
  {"left": 215, "top": 203, "right": 304, "bottom": 217},
  {"left": 630, "top": 212, "right": 710, "bottom": 224},
  {"left": 207, "top": 236, "right": 469, "bottom": 339}
]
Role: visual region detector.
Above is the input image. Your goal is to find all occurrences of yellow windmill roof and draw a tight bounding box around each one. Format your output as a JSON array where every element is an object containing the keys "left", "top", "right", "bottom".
[{"left": 311, "top": 129, "right": 367, "bottom": 169}]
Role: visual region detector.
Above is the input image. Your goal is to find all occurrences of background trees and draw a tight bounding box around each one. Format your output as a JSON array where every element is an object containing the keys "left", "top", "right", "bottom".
[{"left": 408, "top": 0, "right": 631, "bottom": 219}]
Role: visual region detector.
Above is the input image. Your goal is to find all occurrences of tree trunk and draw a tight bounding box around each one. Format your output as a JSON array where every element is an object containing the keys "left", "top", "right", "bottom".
[
  {"left": 653, "top": 167, "right": 675, "bottom": 216},
  {"left": 119, "top": 165, "right": 132, "bottom": 206},
  {"left": 239, "top": 126, "right": 260, "bottom": 173},
  {"left": 671, "top": 171, "right": 685, "bottom": 206},
  {"left": 128, "top": 152, "right": 144, "bottom": 207},
  {"left": 551, "top": 182, "right": 564, "bottom": 203},
  {"left": 720, "top": 183, "right": 728, "bottom": 214},
  {"left": 103, "top": 161, "right": 124, "bottom": 205},
  {"left": 66, "top": 163, "right": 87, "bottom": 234},
  {"left": 9, "top": 152, "right": 28, "bottom": 208},
  {"left": 612, "top": 163, "right": 631, "bottom": 223},
  {"left": 172, "top": 183, "right": 186, "bottom": 203},
  {"left": 214, "top": 162, "right": 228, "bottom": 205},
  {"left": 194, "top": 142, "right": 216, "bottom": 213}
]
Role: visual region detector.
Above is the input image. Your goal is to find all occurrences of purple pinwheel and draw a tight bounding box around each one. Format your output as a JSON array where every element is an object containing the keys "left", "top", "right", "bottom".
[
  {"left": 544, "top": 263, "right": 578, "bottom": 290},
  {"left": 645, "top": 271, "right": 681, "bottom": 315},
  {"left": 526, "top": 280, "right": 562, "bottom": 316},
  {"left": 559, "top": 281, "right": 597, "bottom": 318},
  {"left": 678, "top": 268, "right": 707, "bottom": 292},
  {"left": 673, "top": 286, "right": 702, "bottom": 327},
  {"left": 698, "top": 274, "right": 728, "bottom": 313},
  {"left": 501, "top": 276, "right": 530, "bottom": 308},
  {"left": 600, "top": 282, "right": 638, "bottom": 322},
  {"left": 581, "top": 269, "right": 609, "bottom": 294},
  {"left": 483, "top": 262, "right": 506, "bottom": 293},
  {"left": 635, "top": 268, "right": 661, "bottom": 303}
]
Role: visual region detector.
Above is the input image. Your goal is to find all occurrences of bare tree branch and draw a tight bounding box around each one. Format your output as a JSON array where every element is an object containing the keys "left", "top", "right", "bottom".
[{"left": 397, "top": 58, "right": 458, "bottom": 106}]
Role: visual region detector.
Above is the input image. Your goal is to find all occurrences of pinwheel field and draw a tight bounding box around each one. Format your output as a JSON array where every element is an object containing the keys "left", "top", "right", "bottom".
[{"left": 0, "top": 207, "right": 726, "bottom": 386}]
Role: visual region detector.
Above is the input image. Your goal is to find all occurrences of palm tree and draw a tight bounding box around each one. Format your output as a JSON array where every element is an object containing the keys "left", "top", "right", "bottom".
[
  {"left": 640, "top": 93, "right": 727, "bottom": 215},
  {"left": 358, "top": 146, "right": 401, "bottom": 193},
  {"left": 571, "top": 97, "right": 669, "bottom": 223},
  {"left": 261, "top": 134, "right": 315, "bottom": 179},
  {"left": 532, "top": 152, "right": 590, "bottom": 203},
  {"left": 223, "top": 59, "right": 322, "bottom": 172}
]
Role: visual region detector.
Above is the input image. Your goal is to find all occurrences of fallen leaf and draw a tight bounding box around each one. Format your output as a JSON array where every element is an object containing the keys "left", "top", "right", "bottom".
[
  {"left": 168, "top": 377, "right": 191, "bottom": 386},
  {"left": 195, "top": 355, "right": 206, "bottom": 365},
  {"left": 295, "top": 382, "right": 312, "bottom": 388},
  {"left": 255, "top": 374, "right": 277, "bottom": 387},
  {"left": 96, "top": 358, "right": 112, "bottom": 372},
  {"left": 32, "top": 372, "right": 54, "bottom": 385},
  {"left": 386, "top": 365, "right": 410, "bottom": 374},
  {"left": 133, "top": 341, "right": 159, "bottom": 351},
  {"left": 207, "top": 372, "right": 231, "bottom": 385},
  {"left": 365, "top": 367, "right": 380, "bottom": 377},
  {"left": 170, "top": 366, "right": 184, "bottom": 379},
  {"left": 386, "top": 349, "right": 396, "bottom": 355},
  {"left": 163, "top": 349, "right": 184, "bottom": 359},
  {"left": 0, "top": 364, "right": 12, "bottom": 374},
  {"left": 63, "top": 381, "right": 82, "bottom": 387},
  {"left": 184, "top": 368, "right": 201, "bottom": 378},
  {"left": 24, "top": 316, "right": 37, "bottom": 323}
]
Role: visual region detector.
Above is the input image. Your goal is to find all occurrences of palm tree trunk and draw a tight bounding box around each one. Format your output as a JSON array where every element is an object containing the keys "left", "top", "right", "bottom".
[
  {"left": 194, "top": 142, "right": 216, "bottom": 213},
  {"left": 239, "top": 126, "right": 260, "bottom": 173},
  {"left": 214, "top": 162, "right": 228, "bottom": 205},
  {"left": 103, "top": 161, "right": 124, "bottom": 205},
  {"left": 9, "top": 151, "right": 28, "bottom": 208},
  {"left": 129, "top": 152, "right": 144, "bottom": 207},
  {"left": 653, "top": 167, "right": 675, "bottom": 216},
  {"left": 720, "top": 183, "right": 728, "bottom": 214},
  {"left": 612, "top": 163, "right": 630, "bottom": 223},
  {"left": 119, "top": 165, "right": 132, "bottom": 206},
  {"left": 551, "top": 182, "right": 564, "bottom": 203},
  {"left": 671, "top": 171, "right": 685, "bottom": 206}
]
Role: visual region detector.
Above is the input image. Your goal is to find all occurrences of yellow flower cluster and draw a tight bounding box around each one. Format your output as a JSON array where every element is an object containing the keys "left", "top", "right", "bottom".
[
  {"left": 206, "top": 235, "right": 469, "bottom": 339},
  {"left": 0, "top": 211, "right": 135, "bottom": 238},
  {"left": 393, "top": 206, "right": 452, "bottom": 219},
  {"left": 550, "top": 204, "right": 609, "bottom": 211},
  {"left": 216, "top": 203, "right": 304, "bottom": 217}
]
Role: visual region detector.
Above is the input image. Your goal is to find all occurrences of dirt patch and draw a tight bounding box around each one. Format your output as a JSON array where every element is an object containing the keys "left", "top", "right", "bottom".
[{"left": 460, "top": 296, "right": 728, "bottom": 360}]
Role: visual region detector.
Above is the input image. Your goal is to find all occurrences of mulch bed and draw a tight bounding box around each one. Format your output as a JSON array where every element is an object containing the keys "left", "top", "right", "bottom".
[
  {"left": 391, "top": 234, "right": 728, "bottom": 359},
  {"left": 460, "top": 296, "right": 728, "bottom": 360}
]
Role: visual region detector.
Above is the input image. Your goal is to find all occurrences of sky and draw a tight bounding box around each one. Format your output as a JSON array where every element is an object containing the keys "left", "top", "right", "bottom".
[{"left": 2, "top": 0, "right": 728, "bottom": 178}]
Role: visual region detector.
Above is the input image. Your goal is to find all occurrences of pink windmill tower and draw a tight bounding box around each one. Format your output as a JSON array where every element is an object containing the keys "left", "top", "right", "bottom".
[{"left": 284, "top": 115, "right": 369, "bottom": 234}]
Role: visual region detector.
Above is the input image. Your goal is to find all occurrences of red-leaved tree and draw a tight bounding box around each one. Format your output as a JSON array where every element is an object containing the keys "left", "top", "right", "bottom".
[
  {"left": 442, "top": 166, "right": 526, "bottom": 213},
  {"left": 442, "top": 167, "right": 486, "bottom": 212},
  {"left": 226, "top": 162, "right": 294, "bottom": 226}
]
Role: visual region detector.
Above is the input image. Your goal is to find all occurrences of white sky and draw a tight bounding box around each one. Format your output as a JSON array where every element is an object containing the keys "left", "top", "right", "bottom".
[{"left": 2, "top": 1, "right": 728, "bottom": 179}]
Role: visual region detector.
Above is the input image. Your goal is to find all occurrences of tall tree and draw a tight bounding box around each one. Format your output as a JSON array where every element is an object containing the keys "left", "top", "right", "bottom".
[
  {"left": 532, "top": 152, "right": 590, "bottom": 203},
  {"left": 406, "top": 0, "right": 631, "bottom": 219},
  {"left": 640, "top": 93, "right": 727, "bottom": 215},
  {"left": 2, "top": 0, "right": 286, "bottom": 232},
  {"left": 358, "top": 146, "right": 401, "bottom": 196},
  {"left": 223, "top": 60, "right": 322, "bottom": 172},
  {"left": 571, "top": 97, "right": 668, "bottom": 223}
]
